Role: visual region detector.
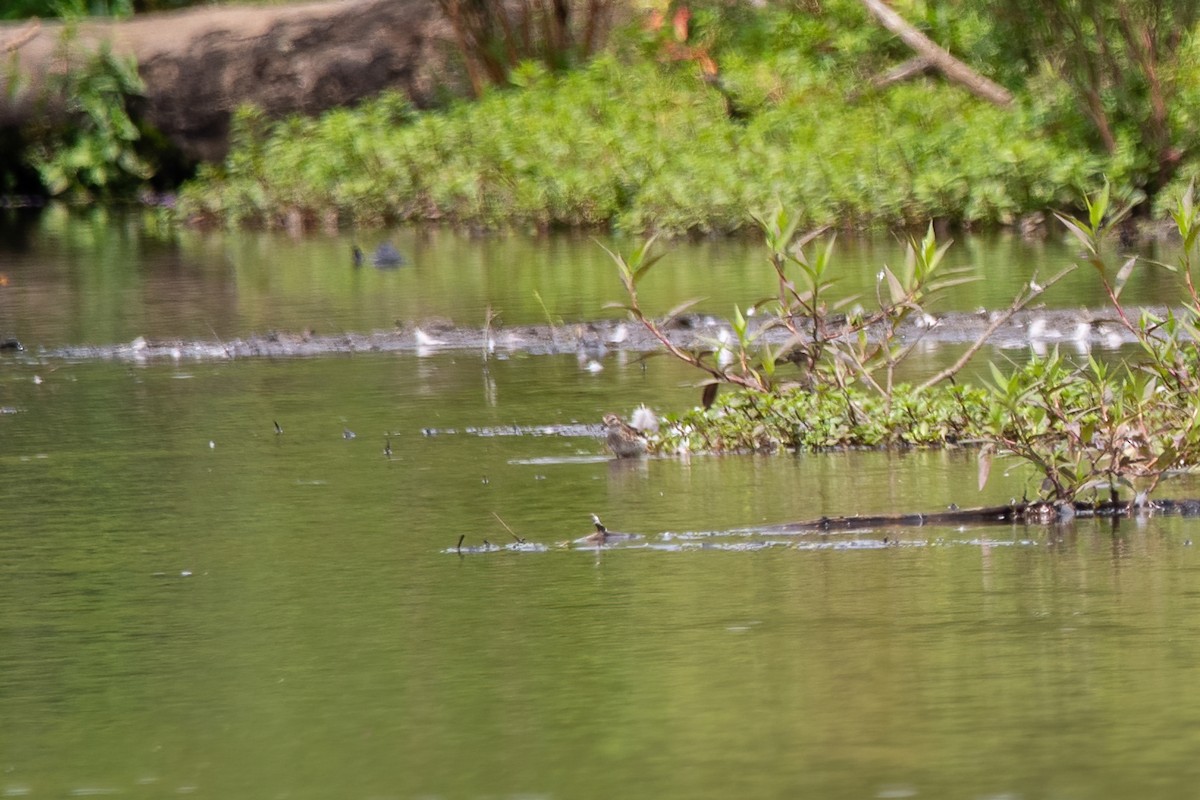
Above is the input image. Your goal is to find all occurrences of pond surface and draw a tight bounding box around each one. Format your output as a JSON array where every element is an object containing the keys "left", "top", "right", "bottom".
[{"left": 3, "top": 210, "right": 1200, "bottom": 799}]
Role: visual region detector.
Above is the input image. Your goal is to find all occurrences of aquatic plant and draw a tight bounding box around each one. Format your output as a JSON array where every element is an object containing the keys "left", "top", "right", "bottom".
[
  {"left": 980, "top": 183, "right": 1200, "bottom": 502},
  {"left": 618, "top": 183, "right": 1200, "bottom": 504},
  {"left": 653, "top": 382, "right": 991, "bottom": 453},
  {"left": 608, "top": 203, "right": 1061, "bottom": 404}
]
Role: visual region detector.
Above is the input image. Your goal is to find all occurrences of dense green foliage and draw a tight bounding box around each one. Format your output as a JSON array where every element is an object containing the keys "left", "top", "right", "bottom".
[
  {"left": 24, "top": 33, "right": 155, "bottom": 200},
  {"left": 2, "top": 0, "right": 204, "bottom": 21},
  {"left": 983, "top": 0, "right": 1199, "bottom": 195},
  {"left": 178, "top": 0, "right": 1131, "bottom": 233},
  {"left": 13, "top": 1, "right": 1200, "bottom": 227}
]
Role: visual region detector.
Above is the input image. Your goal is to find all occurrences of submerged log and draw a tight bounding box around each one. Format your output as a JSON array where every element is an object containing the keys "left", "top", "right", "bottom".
[
  {"left": 0, "top": 0, "right": 458, "bottom": 162},
  {"left": 758, "top": 498, "right": 1200, "bottom": 533}
]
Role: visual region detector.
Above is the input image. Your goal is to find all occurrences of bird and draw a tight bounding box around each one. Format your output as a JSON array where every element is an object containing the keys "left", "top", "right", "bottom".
[
  {"left": 576, "top": 514, "right": 639, "bottom": 546},
  {"left": 383, "top": 438, "right": 393, "bottom": 458},
  {"left": 603, "top": 413, "right": 647, "bottom": 458},
  {"left": 343, "top": 428, "right": 356, "bottom": 440},
  {"left": 579, "top": 514, "right": 611, "bottom": 546},
  {"left": 352, "top": 242, "right": 406, "bottom": 268},
  {"left": 273, "top": 420, "right": 283, "bottom": 435}
]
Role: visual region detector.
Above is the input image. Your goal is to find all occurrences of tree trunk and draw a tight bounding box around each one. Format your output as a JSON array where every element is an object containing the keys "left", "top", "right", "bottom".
[
  {"left": 859, "top": 0, "right": 1013, "bottom": 107},
  {"left": 0, "top": 0, "right": 460, "bottom": 162}
]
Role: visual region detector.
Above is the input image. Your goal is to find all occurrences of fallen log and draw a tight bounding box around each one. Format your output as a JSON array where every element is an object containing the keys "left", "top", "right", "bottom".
[{"left": 0, "top": 0, "right": 459, "bottom": 162}]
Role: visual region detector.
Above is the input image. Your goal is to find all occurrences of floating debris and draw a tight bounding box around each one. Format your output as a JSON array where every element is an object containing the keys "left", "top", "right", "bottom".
[{"left": 352, "top": 242, "right": 406, "bottom": 268}]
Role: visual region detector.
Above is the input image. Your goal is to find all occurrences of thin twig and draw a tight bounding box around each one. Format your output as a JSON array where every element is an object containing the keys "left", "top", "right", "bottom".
[
  {"left": 207, "top": 322, "right": 234, "bottom": 360},
  {"left": 917, "top": 264, "right": 1077, "bottom": 392},
  {"left": 491, "top": 511, "right": 525, "bottom": 543}
]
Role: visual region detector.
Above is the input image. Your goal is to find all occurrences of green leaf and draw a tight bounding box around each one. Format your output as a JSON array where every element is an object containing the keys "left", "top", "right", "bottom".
[
  {"left": 881, "top": 266, "right": 905, "bottom": 305},
  {"left": 1088, "top": 180, "right": 1110, "bottom": 232},
  {"left": 1113, "top": 256, "right": 1138, "bottom": 299},
  {"left": 1054, "top": 212, "right": 1097, "bottom": 255}
]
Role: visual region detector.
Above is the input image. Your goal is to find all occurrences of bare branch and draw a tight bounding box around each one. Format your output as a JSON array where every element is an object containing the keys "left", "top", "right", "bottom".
[{"left": 859, "top": 0, "right": 1013, "bottom": 107}]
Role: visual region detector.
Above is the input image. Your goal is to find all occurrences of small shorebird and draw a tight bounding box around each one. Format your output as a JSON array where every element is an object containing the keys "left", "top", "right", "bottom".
[
  {"left": 580, "top": 514, "right": 611, "bottom": 546},
  {"left": 575, "top": 514, "right": 639, "bottom": 547},
  {"left": 603, "top": 413, "right": 647, "bottom": 458}
]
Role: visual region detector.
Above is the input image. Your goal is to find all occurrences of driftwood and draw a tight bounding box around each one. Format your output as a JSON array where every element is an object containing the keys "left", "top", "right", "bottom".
[
  {"left": 0, "top": 0, "right": 459, "bottom": 161},
  {"left": 859, "top": 0, "right": 1013, "bottom": 107}
]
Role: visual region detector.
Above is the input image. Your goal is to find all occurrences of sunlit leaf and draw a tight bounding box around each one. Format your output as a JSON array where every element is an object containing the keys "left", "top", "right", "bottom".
[
  {"left": 882, "top": 266, "right": 904, "bottom": 305},
  {"left": 1112, "top": 256, "right": 1138, "bottom": 299}
]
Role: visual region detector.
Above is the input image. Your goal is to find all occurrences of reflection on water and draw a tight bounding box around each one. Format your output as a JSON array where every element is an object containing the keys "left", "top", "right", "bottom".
[
  {"left": 2, "top": 211, "right": 1200, "bottom": 799},
  {"left": 0, "top": 206, "right": 1190, "bottom": 349}
]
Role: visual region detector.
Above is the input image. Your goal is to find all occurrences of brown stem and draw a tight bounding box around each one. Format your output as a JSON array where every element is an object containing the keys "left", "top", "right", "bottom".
[
  {"left": 625, "top": 282, "right": 763, "bottom": 392},
  {"left": 918, "top": 265, "right": 1076, "bottom": 391}
]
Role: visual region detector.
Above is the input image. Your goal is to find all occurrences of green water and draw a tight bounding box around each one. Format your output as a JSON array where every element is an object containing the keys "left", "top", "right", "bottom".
[{"left": 3, "top": 211, "right": 1200, "bottom": 798}]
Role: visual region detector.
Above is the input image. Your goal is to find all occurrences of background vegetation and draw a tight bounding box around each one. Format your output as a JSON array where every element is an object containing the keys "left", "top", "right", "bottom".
[
  {"left": 176, "top": 0, "right": 1200, "bottom": 233},
  {"left": 7, "top": 0, "right": 1200, "bottom": 234},
  {"left": 1, "top": 0, "right": 200, "bottom": 21}
]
